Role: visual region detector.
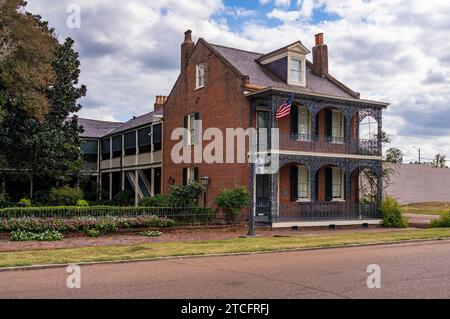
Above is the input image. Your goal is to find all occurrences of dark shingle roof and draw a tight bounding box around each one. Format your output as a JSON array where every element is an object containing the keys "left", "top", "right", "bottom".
[
  {"left": 104, "top": 109, "right": 163, "bottom": 136},
  {"left": 78, "top": 118, "right": 123, "bottom": 138},
  {"left": 78, "top": 109, "right": 162, "bottom": 139},
  {"left": 210, "top": 44, "right": 356, "bottom": 99}
]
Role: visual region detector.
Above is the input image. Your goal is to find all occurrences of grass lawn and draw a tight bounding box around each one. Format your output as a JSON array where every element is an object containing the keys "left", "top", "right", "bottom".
[
  {"left": 1, "top": 228, "right": 450, "bottom": 268},
  {"left": 401, "top": 202, "right": 450, "bottom": 216}
]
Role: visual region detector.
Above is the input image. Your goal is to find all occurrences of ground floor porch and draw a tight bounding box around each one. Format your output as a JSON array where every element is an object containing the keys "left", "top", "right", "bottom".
[{"left": 250, "top": 154, "right": 383, "bottom": 227}]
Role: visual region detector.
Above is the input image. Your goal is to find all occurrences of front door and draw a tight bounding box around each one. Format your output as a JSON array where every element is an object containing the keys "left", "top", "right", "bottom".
[{"left": 256, "top": 174, "right": 270, "bottom": 216}]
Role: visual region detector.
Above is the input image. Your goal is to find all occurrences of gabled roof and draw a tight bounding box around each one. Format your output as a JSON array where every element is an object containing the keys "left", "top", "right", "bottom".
[
  {"left": 78, "top": 118, "right": 123, "bottom": 138},
  {"left": 209, "top": 43, "right": 360, "bottom": 99}
]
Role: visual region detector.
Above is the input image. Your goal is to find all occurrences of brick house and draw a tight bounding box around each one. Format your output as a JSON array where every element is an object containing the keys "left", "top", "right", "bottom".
[{"left": 162, "top": 30, "right": 388, "bottom": 227}]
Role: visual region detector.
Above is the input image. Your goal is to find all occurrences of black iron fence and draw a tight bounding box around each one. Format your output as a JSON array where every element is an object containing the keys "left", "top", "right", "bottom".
[
  {"left": 0, "top": 206, "right": 217, "bottom": 225},
  {"left": 279, "top": 201, "right": 381, "bottom": 221}
]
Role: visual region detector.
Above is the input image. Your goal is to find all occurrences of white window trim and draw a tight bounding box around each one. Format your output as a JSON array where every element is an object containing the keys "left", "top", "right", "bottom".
[
  {"left": 196, "top": 63, "right": 205, "bottom": 89},
  {"left": 331, "top": 167, "right": 345, "bottom": 201},
  {"left": 297, "top": 106, "right": 311, "bottom": 142},
  {"left": 287, "top": 54, "right": 306, "bottom": 87},
  {"left": 187, "top": 113, "right": 196, "bottom": 146},
  {"left": 296, "top": 165, "right": 311, "bottom": 202},
  {"left": 331, "top": 110, "right": 345, "bottom": 144},
  {"left": 187, "top": 167, "right": 195, "bottom": 183}
]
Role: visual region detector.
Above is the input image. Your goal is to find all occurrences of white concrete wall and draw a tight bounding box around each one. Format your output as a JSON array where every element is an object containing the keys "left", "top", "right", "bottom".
[{"left": 385, "top": 164, "right": 450, "bottom": 204}]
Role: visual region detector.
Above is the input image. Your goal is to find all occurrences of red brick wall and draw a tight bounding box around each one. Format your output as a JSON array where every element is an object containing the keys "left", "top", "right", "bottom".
[{"left": 162, "top": 41, "right": 250, "bottom": 210}]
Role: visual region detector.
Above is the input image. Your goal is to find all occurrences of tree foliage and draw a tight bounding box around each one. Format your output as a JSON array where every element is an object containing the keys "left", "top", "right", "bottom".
[
  {"left": 386, "top": 147, "right": 403, "bottom": 163},
  {"left": 432, "top": 153, "right": 447, "bottom": 168},
  {"left": 0, "top": 0, "right": 86, "bottom": 192}
]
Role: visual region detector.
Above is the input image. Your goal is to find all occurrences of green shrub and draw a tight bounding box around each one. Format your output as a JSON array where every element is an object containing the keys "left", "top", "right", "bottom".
[
  {"left": 18, "top": 198, "right": 32, "bottom": 207},
  {"left": 112, "top": 190, "right": 134, "bottom": 206},
  {"left": 216, "top": 187, "right": 248, "bottom": 222},
  {"left": 0, "top": 215, "right": 176, "bottom": 233},
  {"left": 139, "top": 194, "right": 172, "bottom": 207},
  {"left": 76, "top": 199, "right": 89, "bottom": 207},
  {"left": 10, "top": 229, "right": 63, "bottom": 241},
  {"left": 170, "top": 182, "right": 205, "bottom": 207},
  {"left": 48, "top": 186, "right": 84, "bottom": 206},
  {"left": 381, "top": 197, "right": 408, "bottom": 228},
  {"left": 84, "top": 228, "right": 101, "bottom": 237},
  {"left": 139, "top": 230, "right": 162, "bottom": 237},
  {"left": 430, "top": 213, "right": 450, "bottom": 228}
]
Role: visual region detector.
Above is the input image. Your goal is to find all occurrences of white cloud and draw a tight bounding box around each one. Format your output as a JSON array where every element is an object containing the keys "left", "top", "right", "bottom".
[
  {"left": 24, "top": 0, "right": 450, "bottom": 159},
  {"left": 267, "top": 9, "right": 301, "bottom": 21}
]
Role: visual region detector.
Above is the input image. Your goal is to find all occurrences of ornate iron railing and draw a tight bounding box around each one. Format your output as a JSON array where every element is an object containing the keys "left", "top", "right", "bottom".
[
  {"left": 278, "top": 201, "right": 381, "bottom": 221},
  {"left": 274, "top": 133, "right": 381, "bottom": 156}
]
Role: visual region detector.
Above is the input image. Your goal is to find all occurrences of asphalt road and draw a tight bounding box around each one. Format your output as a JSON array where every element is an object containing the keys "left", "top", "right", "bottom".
[{"left": 1, "top": 240, "right": 450, "bottom": 298}]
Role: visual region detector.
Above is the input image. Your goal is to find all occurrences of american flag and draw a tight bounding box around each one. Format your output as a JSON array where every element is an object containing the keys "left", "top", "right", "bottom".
[{"left": 275, "top": 94, "right": 294, "bottom": 120}]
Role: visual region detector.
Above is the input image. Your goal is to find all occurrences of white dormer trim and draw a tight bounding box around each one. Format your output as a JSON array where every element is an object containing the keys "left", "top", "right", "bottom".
[
  {"left": 287, "top": 54, "right": 306, "bottom": 87},
  {"left": 257, "top": 41, "right": 309, "bottom": 87}
]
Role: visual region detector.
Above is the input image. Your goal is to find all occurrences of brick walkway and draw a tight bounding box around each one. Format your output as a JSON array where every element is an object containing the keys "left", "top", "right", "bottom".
[{"left": 0, "top": 225, "right": 407, "bottom": 252}]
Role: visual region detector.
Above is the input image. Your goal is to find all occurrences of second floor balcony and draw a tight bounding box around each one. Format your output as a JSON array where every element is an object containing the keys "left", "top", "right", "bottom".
[{"left": 251, "top": 90, "right": 387, "bottom": 157}]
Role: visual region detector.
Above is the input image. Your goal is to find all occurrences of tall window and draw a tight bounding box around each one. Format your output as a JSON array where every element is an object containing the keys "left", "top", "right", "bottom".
[
  {"left": 297, "top": 106, "right": 311, "bottom": 141},
  {"left": 289, "top": 58, "right": 302, "bottom": 84},
  {"left": 331, "top": 110, "right": 344, "bottom": 143},
  {"left": 332, "top": 167, "right": 344, "bottom": 199},
  {"left": 183, "top": 167, "right": 198, "bottom": 185},
  {"left": 185, "top": 113, "right": 198, "bottom": 145},
  {"left": 297, "top": 166, "right": 310, "bottom": 200},
  {"left": 111, "top": 135, "right": 122, "bottom": 158},
  {"left": 196, "top": 63, "right": 205, "bottom": 89},
  {"left": 101, "top": 138, "right": 110, "bottom": 160},
  {"left": 152, "top": 123, "right": 162, "bottom": 151},
  {"left": 124, "top": 131, "right": 136, "bottom": 156},
  {"left": 138, "top": 127, "right": 152, "bottom": 153}
]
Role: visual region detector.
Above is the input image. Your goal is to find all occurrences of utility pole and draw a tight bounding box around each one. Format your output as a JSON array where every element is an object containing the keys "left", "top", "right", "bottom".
[{"left": 418, "top": 148, "right": 421, "bottom": 164}]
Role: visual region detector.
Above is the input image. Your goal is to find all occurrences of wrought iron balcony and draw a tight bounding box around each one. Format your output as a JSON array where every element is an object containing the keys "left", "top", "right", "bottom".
[{"left": 262, "top": 133, "right": 382, "bottom": 156}]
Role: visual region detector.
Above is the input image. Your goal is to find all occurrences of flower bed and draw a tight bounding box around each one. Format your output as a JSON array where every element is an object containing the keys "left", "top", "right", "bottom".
[{"left": 0, "top": 215, "right": 175, "bottom": 234}]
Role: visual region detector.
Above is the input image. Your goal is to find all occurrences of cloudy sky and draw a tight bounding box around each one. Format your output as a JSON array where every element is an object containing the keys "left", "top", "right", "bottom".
[{"left": 26, "top": 0, "right": 450, "bottom": 163}]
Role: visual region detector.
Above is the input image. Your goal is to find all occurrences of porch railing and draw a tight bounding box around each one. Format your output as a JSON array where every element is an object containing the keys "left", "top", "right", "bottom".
[
  {"left": 278, "top": 201, "right": 381, "bottom": 221},
  {"left": 273, "top": 133, "right": 381, "bottom": 156}
]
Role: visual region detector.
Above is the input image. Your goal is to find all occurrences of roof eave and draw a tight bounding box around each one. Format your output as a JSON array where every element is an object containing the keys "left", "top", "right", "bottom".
[{"left": 245, "top": 87, "right": 389, "bottom": 108}]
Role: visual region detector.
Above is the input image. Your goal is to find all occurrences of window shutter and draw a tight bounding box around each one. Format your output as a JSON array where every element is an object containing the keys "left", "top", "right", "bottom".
[
  {"left": 183, "top": 115, "right": 188, "bottom": 146},
  {"left": 344, "top": 172, "right": 347, "bottom": 200},
  {"left": 194, "top": 167, "right": 199, "bottom": 181},
  {"left": 325, "top": 167, "right": 333, "bottom": 201},
  {"left": 290, "top": 166, "right": 298, "bottom": 201},
  {"left": 182, "top": 168, "right": 187, "bottom": 185},
  {"left": 325, "top": 110, "right": 332, "bottom": 138},
  {"left": 290, "top": 105, "right": 298, "bottom": 137},
  {"left": 343, "top": 116, "right": 347, "bottom": 142},
  {"left": 194, "top": 112, "right": 200, "bottom": 144}
]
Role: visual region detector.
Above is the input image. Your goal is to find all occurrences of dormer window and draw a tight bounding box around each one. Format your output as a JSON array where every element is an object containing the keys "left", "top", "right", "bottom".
[
  {"left": 196, "top": 63, "right": 205, "bottom": 89},
  {"left": 256, "top": 41, "right": 309, "bottom": 87},
  {"left": 288, "top": 56, "right": 305, "bottom": 86},
  {"left": 289, "top": 58, "right": 302, "bottom": 83}
]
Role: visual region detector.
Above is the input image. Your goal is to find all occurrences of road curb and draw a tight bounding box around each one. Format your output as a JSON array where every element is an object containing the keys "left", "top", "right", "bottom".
[{"left": 0, "top": 236, "right": 448, "bottom": 272}]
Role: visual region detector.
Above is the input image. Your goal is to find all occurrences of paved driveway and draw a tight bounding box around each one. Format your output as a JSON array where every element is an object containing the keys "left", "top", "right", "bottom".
[{"left": 1, "top": 240, "right": 450, "bottom": 298}]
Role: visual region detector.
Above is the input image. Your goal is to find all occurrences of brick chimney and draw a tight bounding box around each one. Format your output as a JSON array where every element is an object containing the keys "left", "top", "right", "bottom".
[
  {"left": 181, "top": 29, "right": 195, "bottom": 71},
  {"left": 312, "top": 33, "right": 328, "bottom": 78},
  {"left": 154, "top": 95, "right": 168, "bottom": 112}
]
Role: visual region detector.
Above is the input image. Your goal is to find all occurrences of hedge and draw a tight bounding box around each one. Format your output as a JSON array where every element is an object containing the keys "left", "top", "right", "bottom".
[
  {"left": 0, "top": 206, "right": 216, "bottom": 222},
  {"left": 0, "top": 215, "right": 175, "bottom": 233}
]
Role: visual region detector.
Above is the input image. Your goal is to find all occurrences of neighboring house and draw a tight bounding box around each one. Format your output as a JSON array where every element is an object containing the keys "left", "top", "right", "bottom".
[
  {"left": 162, "top": 30, "right": 388, "bottom": 227},
  {"left": 385, "top": 163, "right": 450, "bottom": 204},
  {"left": 79, "top": 99, "right": 164, "bottom": 203}
]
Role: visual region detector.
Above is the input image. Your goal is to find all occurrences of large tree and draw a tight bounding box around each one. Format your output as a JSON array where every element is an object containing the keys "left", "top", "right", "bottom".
[
  {"left": 432, "top": 153, "right": 447, "bottom": 168},
  {"left": 0, "top": 0, "right": 86, "bottom": 196}
]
